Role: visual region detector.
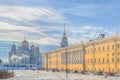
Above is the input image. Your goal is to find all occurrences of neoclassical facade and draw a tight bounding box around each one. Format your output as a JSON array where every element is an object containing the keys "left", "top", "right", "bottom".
[
  {"left": 9, "top": 39, "right": 41, "bottom": 69},
  {"left": 42, "top": 30, "right": 120, "bottom": 73}
]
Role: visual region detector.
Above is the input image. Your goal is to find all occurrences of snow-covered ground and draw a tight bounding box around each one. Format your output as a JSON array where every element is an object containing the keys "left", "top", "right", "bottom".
[{"left": 3, "top": 70, "right": 120, "bottom": 80}]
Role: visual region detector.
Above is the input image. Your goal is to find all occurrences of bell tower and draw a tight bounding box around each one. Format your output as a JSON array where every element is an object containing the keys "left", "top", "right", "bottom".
[{"left": 60, "top": 24, "right": 68, "bottom": 47}]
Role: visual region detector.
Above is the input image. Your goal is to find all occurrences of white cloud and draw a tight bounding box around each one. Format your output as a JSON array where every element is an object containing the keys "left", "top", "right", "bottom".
[
  {"left": 0, "top": 5, "right": 66, "bottom": 23},
  {"left": 0, "top": 5, "right": 66, "bottom": 45},
  {"left": 39, "top": 38, "right": 60, "bottom": 45},
  {"left": 0, "top": 21, "right": 48, "bottom": 41},
  {"left": 0, "top": 5, "right": 118, "bottom": 48},
  {"left": 67, "top": 25, "right": 116, "bottom": 45}
]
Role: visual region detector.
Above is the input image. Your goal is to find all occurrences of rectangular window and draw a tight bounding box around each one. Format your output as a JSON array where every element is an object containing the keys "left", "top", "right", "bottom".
[
  {"left": 91, "top": 49, "right": 92, "bottom": 53},
  {"left": 107, "top": 53, "right": 109, "bottom": 56},
  {"left": 88, "top": 59, "right": 89, "bottom": 63},
  {"left": 103, "top": 58, "right": 104, "bottom": 63},
  {"left": 118, "top": 45, "right": 120, "bottom": 48},
  {"left": 118, "top": 52, "right": 120, "bottom": 55},
  {"left": 94, "top": 58, "right": 96, "bottom": 63},
  {"left": 98, "top": 47, "right": 100, "bottom": 52},
  {"left": 107, "top": 45, "right": 109, "bottom": 50},
  {"left": 112, "top": 45, "right": 114, "bottom": 49},
  {"left": 107, "top": 59, "right": 109, "bottom": 63},
  {"left": 118, "top": 59, "right": 119, "bottom": 62},
  {"left": 103, "top": 46, "right": 104, "bottom": 51},
  {"left": 91, "top": 59, "right": 92, "bottom": 63},
  {"left": 112, "top": 53, "right": 114, "bottom": 56},
  {"left": 94, "top": 48, "right": 96, "bottom": 52},
  {"left": 112, "top": 58, "right": 114, "bottom": 62},
  {"left": 98, "top": 58, "right": 100, "bottom": 63}
]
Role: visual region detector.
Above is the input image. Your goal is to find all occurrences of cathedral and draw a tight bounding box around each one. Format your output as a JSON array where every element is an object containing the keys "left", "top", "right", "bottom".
[{"left": 9, "top": 38, "right": 41, "bottom": 69}]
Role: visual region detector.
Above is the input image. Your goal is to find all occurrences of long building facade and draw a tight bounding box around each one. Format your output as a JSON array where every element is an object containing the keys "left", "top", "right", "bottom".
[{"left": 41, "top": 28, "right": 120, "bottom": 73}]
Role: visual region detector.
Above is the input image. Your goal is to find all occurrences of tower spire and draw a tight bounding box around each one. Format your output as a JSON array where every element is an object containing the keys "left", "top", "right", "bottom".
[
  {"left": 64, "top": 23, "right": 66, "bottom": 37},
  {"left": 24, "top": 36, "right": 26, "bottom": 40},
  {"left": 60, "top": 23, "right": 68, "bottom": 47}
]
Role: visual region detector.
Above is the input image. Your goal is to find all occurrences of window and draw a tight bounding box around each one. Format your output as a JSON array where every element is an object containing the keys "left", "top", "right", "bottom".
[
  {"left": 94, "top": 48, "right": 96, "bottom": 52},
  {"left": 118, "top": 44, "right": 120, "bottom": 48},
  {"left": 103, "top": 46, "right": 104, "bottom": 51},
  {"left": 112, "top": 69, "right": 114, "bottom": 72},
  {"left": 91, "top": 49, "right": 92, "bottom": 53},
  {"left": 98, "top": 58, "right": 100, "bottom": 63},
  {"left": 112, "top": 45, "right": 114, "bottom": 49},
  {"left": 91, "top": 59, "right": 92, "bottom": 63},
  {"left": 94, "top": 58, "right": 96, "bottom": 63},
  {"left": 118, "top": 69, "right": 120, "bottom": 72},
  {"left": 118, "top": 58, "right": 120, "bottom": 62},
  {"left": 103, "top": 58, "right": 104, "bottom": 63},
  {"left": 112, "top": 58, "right": 114, "bottom": 62},
  {"left": 98, "top": 47, "right": 100, "bottom": 52},
  {"left": 107, "top": 45, "right": 109, "bottom": 50},
  {"left": 118, "top": 52, "right": 120, "bottom": 55},
  {"left": 112, "top": 53, "right": 114, "bottom": 56},
  {"left": 88, "top": 59, "right": 89, "bottom": 63},
  {"left": 107, "top": 59, "right": 109, "bottom": 63},
  {"left": 85, "top": 59, "right": 86, "bottom": 63}
]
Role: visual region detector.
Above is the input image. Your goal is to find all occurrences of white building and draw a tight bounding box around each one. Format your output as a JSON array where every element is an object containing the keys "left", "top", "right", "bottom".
[{"left": 8, "top": 39, "right": 41, "bottom": 70}]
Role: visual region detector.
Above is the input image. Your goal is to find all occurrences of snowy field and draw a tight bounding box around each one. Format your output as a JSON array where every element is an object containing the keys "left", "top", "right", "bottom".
[{"left": 3, "top": 70, "right": 120, "bottom": 80}]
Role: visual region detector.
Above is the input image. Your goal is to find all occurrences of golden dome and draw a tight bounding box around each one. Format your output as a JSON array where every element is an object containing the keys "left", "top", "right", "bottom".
[
  {"left": 22, "top": 40, "right": 28, "bottom": 44},
  {"left": 22, "top": 37, "right": 28, "bottom": 44}
]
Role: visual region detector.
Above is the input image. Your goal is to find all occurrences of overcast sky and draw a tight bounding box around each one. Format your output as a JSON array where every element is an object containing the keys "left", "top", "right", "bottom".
[{"left": 0, "top": 0, "right": 120, "bottom": 46}]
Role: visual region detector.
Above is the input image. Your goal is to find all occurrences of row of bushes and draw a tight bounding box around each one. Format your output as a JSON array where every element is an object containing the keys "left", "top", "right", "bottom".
[{"left": 0, "top": 70, "right": 14, "bottom": 79}]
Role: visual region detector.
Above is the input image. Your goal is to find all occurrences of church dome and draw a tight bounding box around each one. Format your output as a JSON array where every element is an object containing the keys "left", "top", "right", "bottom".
[
  {"left": 11, "top": 44, "right": 16, "bottom": 51},
  {"left": 30, "top": 44, "right": 35, "bottom": 51},
  {"left": 22, "top": 40, "right": 28, "bottom": 44},
  {"left": 12, "top": 44, "right": 16, "bottom": 48},
  {"left": 21, "top": 39, "right": 29, "bottom": 50},
  {"left": 31, "top": 44, "right": 34, "bottom": 47},
  {"left": 17, "top": 46, "right": 21, "bottom": 50},
  {"left": 35, "top": 47, "right": 39, "bottom": 52}
]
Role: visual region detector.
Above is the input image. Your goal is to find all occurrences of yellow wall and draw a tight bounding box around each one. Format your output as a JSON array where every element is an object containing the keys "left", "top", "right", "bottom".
[{"left": 41, "top": 35, "right": 120, "bottom": 73}]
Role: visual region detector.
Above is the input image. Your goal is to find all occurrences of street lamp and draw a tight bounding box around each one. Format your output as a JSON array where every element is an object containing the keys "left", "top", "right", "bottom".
[
  {"left": 12, "top": 59, "right": 13, "bottom": 72},
  {"left": 92, "top": 42, "right": 95, "bottom": 73},
  {"left": 37, "top": 49, "right": 41, "bottom": 73},
  {"left": 81, "top": 41, "right": 85, "bottom": 72},
  {"left": 18, "top": 55, "right": 20, "bottom": 70},
  {"left": 65, "top": 46, "right": 68, "bottom": 78},
  {"left": 25, "top": 54, "right": 27, "bottom": 72},
  {"left": 36, "top": 56, "right": 39, "bottom": 73},
  {"left": 46, "top": 53, "right": 48, "bottom": 72}
]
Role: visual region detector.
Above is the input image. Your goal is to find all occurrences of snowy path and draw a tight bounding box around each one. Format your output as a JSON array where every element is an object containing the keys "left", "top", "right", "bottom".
[{"left": 3, "top": 70, "right": 120, "bottom": 80}]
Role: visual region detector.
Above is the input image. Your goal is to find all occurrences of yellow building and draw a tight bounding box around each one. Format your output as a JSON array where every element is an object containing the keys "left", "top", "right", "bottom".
[
  {"left": 42, "top": 43, "right": 84, "bottom": 72},
  {"left": 41, "top": 28, "right": 120, "bottom": 73},
  {"left": 85, "top": 34, "right": 120, "bottom": 73}
]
